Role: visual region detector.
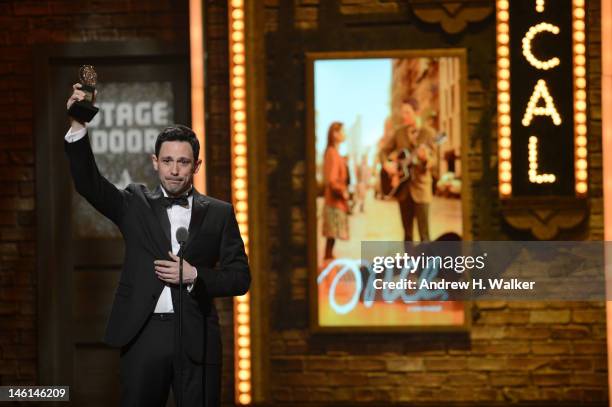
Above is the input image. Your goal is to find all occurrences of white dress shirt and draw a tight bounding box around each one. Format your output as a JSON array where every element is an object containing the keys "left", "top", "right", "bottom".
[{"left": 65, "top": 127, "right": 196, "bottom": 313}]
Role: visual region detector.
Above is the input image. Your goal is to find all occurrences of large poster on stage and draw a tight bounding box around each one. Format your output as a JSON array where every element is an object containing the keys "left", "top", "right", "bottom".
[{"left": 307, "top": 50, "right": 470, "bottom": 331}]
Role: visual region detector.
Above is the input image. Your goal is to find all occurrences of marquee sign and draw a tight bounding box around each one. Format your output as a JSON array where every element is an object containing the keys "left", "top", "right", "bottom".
[{"left": 497, "top": 0, "right": 587, "bottom": 197}]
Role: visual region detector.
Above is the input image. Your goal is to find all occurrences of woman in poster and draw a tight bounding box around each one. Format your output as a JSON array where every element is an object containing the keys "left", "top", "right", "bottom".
[{"left": 322, "top": 122, "right": 350, "bottom": 260}]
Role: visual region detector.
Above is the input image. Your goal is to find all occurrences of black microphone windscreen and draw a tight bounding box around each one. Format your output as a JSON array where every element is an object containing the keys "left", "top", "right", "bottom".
[{"left": 176, "top": 227, "right": 189, "bottom": 244}]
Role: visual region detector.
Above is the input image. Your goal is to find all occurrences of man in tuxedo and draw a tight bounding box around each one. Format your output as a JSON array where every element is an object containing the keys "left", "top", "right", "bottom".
[{"left": 65, "top": 84, "right": 250, "bottom": 406}]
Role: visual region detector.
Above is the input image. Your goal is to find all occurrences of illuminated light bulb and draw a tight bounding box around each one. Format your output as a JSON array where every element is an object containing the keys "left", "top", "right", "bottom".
[
  {"left": 500, "top": 114, "right": 511, "bottom": 126},
  {"left": 233, "top": 43, "right": 245, "bottom": 53},
  {"left": 498, "top": 0, "right": 509, "bottom": 11},
  {"left": 576, "top": 160, "right": 587, "bottom": 170},
  {"left": 498, "top": 11, "right": 509, "bottom": 22},
  {"left": 239, "top": 382, "right": 251, "bottom": 393},
  {"left": 498, "top": 58, "right": 510, "bottom": 69},
  {"left": 235, "top": 156, "right": 247, "bottom": 166},
  {"left": 233, "top": 77, "right": 245, "bottom": 87},
  {"left": 234, "top": 88, "right": 246, "bottom": 99},
  {"left": 232, "top": 9, "right": 244, "bottom": 19},
  {"left": 500, "top": 137, "right": 511, "bottom": 148},
  {"left": 500, "top": 171, "right": 511, "bottom": 182},
  {"left": 499, "top": 69, "right": 510, "bottom": 80},
  {"left": 233, "top": 20, "right": 245, "bottom": 31},
  {"left": 235, "top": 122, "right": 246, "bottom": 133},
  {"left": 575, "top": 90, "right": 586, "bottom": 100},
  {"left": 233, "top": 65, "right": 245, "bottom": 76},
  {"left": 238, "top": 314, "right": 249, "bottom": 325},
  {"left": 500, "top": 183, "right": 512, "bottom": 195},
  {"left": 236, "top": 201, "right": 248, "bottom": 212},
  {"left": 234, "top": 111, "right": 246, "bottom": 122},
  {"left": 238, "top": 325, "right": 250, "bottom": 336},
  {"left": 574, "top": 20, "right": 585, "bottom": 31},
  {"left": 238, "top": 303, "right": 249, "bottom": 313},
  {"left": 232, "top": 31, "right": 244, "bottom": 42},
  {"left": 499, "top": 93, "right": 510, "bottom": 104},
  {"left": 238, "top": 369, "right": 250, "bottom": 381},
  {"left": 498, "top": 22, "right": 509, "bottom": 34},
  {"left": 231, "top": 0, "right": 243, "bottom": 7},
  {"left": 498, "top": 80, "right": 510, "bottom": 91},
  {"left": 498, "top": 33, "right": 510, "bottom": 44},
  {"left": 500, "top": 126, "right": 511, "bottom": 137},
  {"left": 573, "top": 31, "right": 585, "bottom": 43},
  {"left": 498, "top": 45, "right": 509, "bottom": 57},
  {"left": 576, "top": 128, "right": 587, "bottom": 139},
  {"left": 574, "top": 66, "right": 586, "bottom": 77},
  {"left": 233, "top": 100, "right": 245, "bottom": 110},
  {"left": 499, "top": 103, "right": 510, "bottom": 114},
  {"left": 239, "top": 348, "right": 251, "bottom": 359},
  {"left": 237, "top": 213, "right": 248, "bottom": 224},
  {"left": 500, "top": 148, "right": 511, "bottom": 160},
  {"left": 574, "top": 0, "right": 585, "bottom": 6},
  {"left": 235, "top": 168, "right": 247, "bottom": 179},
  {"left": 236, "top": 190, "right": 247, "bottom": 200},
  {"left": 522, "top": 79, "right": 562, "bottom": 126},
  {"left": 239, "top": 394, "right": 251, "bottom": 405},
  {"left": 576, "top": 77, "right": 587, "bottom": 89},
  {"left": 576, "top": 182, "right": 587, "bottom": 194},
  {"left": 574, "top": 43, "right": 586, "bottom": 54},
  {"left": 234, "top": 178, "right": 246, "bottom": 189},
  {"left": 536, "top": 0, "right": 545, "bottom": 12},
  {"left": 238, "top": 337, "right": 250, "bottom": 348},
  {"left": 522, "top": 23, "right": 560, "bottom": 70},
  {"left": 239, "top": 359, "right": 251, "bottom": 370},
  {"left": 575, "top": 55, "right": 586, "bottom": 66},
  {"left": 235, "top": 145, "right": 247, "bottom": 155},
  {"left": 575, "top": 112, "right": 586, "bottom": 124},
  {"left": 576, "top": 147, "right": 587, "bottom": 158},
  {"left": 235, "top": 133, "right": 247, "bottom": 144},
  {"left": 574, "top": 8, "right": 585, "bottom": 19},
  {"left": 236, "top": 294, "right": 249, "bottom": 304},
  {"left": 233, "top": 54, "right": 245, "bottom": 65},
  {"left": 500, "top": 161, "right": 512, "bottom": 171}
]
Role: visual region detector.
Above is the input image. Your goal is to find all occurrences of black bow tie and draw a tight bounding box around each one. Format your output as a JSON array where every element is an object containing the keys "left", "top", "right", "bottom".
[{"left": 160, "top": 196, "right": 189, "bottom": 209}]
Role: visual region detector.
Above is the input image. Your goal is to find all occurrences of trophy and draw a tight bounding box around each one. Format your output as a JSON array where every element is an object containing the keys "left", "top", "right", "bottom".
[{"left": 67, "top": 65, "right": 99, "bottom": 123}]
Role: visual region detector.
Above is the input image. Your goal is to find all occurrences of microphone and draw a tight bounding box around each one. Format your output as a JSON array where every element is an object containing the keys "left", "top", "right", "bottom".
[
  {"left": 176, "top": 227, "right": 189, "bottom": 245},
  {"left": 175, "top": 226, "right": 188, "bottom": 407}
]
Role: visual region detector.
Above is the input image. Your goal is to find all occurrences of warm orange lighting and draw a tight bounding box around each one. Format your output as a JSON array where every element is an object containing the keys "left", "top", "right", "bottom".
[
  {"left": 190, "top": 0, "right": 206, "bottom": 193},
  {"left": 229, "top": 1, "right": 251, "bottom": 404}
]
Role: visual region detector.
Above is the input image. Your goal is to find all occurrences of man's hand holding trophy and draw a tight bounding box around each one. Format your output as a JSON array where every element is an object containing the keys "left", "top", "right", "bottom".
[{"left": 66, "top": 65, "right": 99, "bottom": 130}]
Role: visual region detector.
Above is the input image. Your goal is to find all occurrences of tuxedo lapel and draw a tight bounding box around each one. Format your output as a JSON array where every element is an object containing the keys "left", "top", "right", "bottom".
[
  {"left": 185, "top": 189, "right": 210, "bottom": 252},
  {"left": 145, "top": 186, "right": 172, "bottom": 254}
]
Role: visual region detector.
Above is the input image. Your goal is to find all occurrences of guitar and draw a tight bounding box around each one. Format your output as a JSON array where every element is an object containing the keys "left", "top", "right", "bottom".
[{"left": 380, "top": 132, "right": 447, "bottom": 199}]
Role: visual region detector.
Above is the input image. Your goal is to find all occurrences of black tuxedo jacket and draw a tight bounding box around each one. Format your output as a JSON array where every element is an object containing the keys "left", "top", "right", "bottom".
[{"left": 65, "top": 134, "right": 250, "bottom": 364}]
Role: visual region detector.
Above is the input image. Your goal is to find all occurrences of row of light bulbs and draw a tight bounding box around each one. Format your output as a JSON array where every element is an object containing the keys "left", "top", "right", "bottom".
[{"left": 229, "top": 0, "right": 252, "bottom": 405}]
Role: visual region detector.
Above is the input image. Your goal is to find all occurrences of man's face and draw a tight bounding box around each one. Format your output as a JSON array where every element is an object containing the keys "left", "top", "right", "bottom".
[
  {"left": 401, "top": 103, "right": 416, "bottom": 126},
  {"left": 151, "top": 141, "right": 202, "bottom": 197}
]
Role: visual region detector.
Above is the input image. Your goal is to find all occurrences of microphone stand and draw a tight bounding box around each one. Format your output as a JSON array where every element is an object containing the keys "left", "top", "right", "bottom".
[{"left": 178, "top": 242, "right": 185, "bottom": 407}]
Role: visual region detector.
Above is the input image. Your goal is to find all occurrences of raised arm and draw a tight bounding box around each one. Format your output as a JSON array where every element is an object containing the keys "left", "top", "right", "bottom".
[{"left": 65, "top": 84, "right": 130, "bottom": 226}]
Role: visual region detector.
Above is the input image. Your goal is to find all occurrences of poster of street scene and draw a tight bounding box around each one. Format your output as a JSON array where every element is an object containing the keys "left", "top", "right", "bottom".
[{"left": 307, "top": 50, "right": 469, "bottom": 331}]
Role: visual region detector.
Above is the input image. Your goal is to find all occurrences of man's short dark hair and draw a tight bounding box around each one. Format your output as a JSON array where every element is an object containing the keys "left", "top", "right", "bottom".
[
  {"left": 402, "top": 97, "right": 419, "bottom": 112},
  {"left": 155, "top": 124, "right": 200, "bottom": 160}
]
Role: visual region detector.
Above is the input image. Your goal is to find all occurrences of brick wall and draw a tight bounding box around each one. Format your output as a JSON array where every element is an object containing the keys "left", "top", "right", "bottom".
[{"left": 264, "top": 0, "right": 608, "bottom": 404}]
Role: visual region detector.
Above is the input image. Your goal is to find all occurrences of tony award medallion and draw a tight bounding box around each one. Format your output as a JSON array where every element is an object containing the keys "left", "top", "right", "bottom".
[{"left": 67, "top": 65, "right": 100, "bottom": 123}]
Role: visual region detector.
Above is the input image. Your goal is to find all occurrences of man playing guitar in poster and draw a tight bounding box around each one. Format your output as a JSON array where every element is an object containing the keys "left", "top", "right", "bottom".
[{"left": 379, "top": 97, "right": 435, "bottom": 242}]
